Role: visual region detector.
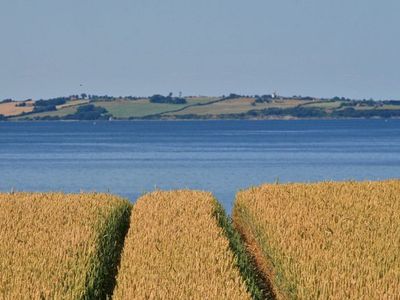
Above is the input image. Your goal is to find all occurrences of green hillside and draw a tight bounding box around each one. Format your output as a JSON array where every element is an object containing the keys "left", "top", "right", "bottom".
[{"left": 4, "top": 95, "right": 400, "bottom": 121}]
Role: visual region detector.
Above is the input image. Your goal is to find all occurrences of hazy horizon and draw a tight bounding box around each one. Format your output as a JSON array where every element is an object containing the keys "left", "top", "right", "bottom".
[
  {"left": 4, "top": 92, "right": 397, "bottom": 102},
  {"left": 1, "top": 0, "right": 399, "bottom": 100}
]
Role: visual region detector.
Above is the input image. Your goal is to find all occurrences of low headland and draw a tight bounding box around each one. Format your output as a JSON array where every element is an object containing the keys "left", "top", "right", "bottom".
[{"left": 1, "top": 93, "right": 400, "bottom": 121}]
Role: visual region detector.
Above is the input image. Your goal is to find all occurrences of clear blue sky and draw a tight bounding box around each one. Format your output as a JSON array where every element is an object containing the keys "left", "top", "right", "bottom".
[{"left": 1, "top": 0, "right": 399, "bottom": 100}]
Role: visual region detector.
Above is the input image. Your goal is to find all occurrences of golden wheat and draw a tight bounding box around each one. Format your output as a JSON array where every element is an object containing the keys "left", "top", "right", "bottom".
[
  {"left": 0, "top": 192, "right": 130, "bottom": 300},
  {"left": 233, "top": 180, "right": 400, "bottom": 300},
  {"left": 113, "top": 190, "right": 251, "bottom": 299}
]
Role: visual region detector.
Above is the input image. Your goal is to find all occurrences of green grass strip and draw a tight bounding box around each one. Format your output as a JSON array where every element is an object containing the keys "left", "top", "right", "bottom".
[
  {"left": 83, "top": 199, "right": 131, "bottom": 300},
  {"left": 234, "top": 202, "right": 297, "bottom": 299},
  {"left": 212, "top": 200, "right": 274, "bottom": 300}
]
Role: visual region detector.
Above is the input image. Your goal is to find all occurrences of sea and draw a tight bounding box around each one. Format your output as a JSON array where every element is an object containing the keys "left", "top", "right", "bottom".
[{"left": 1, "top": 119, "right": 399, "bottom": 211}]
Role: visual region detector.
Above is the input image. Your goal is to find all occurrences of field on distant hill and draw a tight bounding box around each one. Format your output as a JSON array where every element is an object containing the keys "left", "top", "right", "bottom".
[
  {"left": 3, "top": 95, "right": 400, "bottom": 120},
  {"left": 12, "top": 106, "right": 80, "bottom": 120},
  {"left": 93, "top": 97, "right": 214, "bottom": 118},
  {"left": 0, "top": 100, "right": 34, "bottom": 116},
  {"left": 56, "top": 99, "right": 90, "bottom": 109},
  {"left": 166, "top": 98, "right": 304, "bottom": 116},
  {"left": 299, "top": 100, "right": 344, "bottom": 109},
  {"left": 9, "top": 97, "right": 218, "bottom": 120}
]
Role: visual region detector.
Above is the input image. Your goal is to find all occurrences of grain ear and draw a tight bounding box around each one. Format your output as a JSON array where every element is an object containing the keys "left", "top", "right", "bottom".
[{"left": 232, "top": 180, "right": 400, "bottom": 299}]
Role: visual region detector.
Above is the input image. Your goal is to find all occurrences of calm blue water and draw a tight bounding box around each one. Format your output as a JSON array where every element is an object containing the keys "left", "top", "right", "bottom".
[{"left": 1, "top": 120, "right": 399, "bottom": 211}]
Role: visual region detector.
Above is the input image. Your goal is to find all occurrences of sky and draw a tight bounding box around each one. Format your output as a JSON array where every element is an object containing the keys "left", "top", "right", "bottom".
[{"left": 1, "top": 0, "right": 399, "bottom": 100}]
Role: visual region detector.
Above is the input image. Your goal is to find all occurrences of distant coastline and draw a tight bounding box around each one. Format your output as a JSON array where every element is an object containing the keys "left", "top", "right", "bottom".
[{"left": 1, "top": 93, "right": 400, "bottom": 121}]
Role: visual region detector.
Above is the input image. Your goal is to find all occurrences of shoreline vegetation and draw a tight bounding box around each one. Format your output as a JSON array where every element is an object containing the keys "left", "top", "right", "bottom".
[
  {"left": 1, "top": 93, "right": 400, "bottom": 121},
  {"left": 1, "top": 179, "right": 399, "bottom": 298}
]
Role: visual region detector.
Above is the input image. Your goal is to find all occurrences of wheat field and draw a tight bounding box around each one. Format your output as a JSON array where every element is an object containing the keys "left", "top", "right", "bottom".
[
  {"left": 0, "top": 192, "right": 131, "bottom": 300},
  {"left": 233, "top": 180, "right": 400, "bottom": 299},
  {"left": 113, "top": 190, "right": 251, "bottom": 299}
]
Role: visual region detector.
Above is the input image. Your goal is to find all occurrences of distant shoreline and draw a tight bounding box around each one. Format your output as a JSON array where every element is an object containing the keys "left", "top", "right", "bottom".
[
  {"left": 2, "top": 116, "right": 399, "bottom": 123},
  {"left": 2, "top": 95, "right": 400, "bottom": 121}
]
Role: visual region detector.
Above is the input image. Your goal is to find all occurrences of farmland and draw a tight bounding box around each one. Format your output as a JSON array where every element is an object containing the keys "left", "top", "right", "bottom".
[
  {"left": 8, "top": 96, "right": 218, "bottom": 120},
  {"left": 113, "top": 190, "right": 252, "bottom": 299},
  {"left": 93, "top": 97, "right": 214, "bottom": 118},
  {"left": 233, "top": 180, "right": 400, "bottom": 299},
  {"left": 165, "top": 98, "right": 304, "bottom": 117},
  {"left": 2, "top": 95, "right": 400, "bottom": 120},
  {"left": 12, "top": 105, "right": 80, "bottom": 120},
  {"left": 0, "top": 182, "right": 399, "bottom": 299},
  {"left": 0, "top": 193, "right": 131, "bottom": 299},
  {"left": 0, "top": 100, "right": 34, "bottom": 117}
]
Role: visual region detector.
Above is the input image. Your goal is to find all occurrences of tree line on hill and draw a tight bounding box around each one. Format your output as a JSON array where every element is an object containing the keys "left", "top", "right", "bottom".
[
  {"left": 33, "top": 97, "right": 70, "bottom": 113},
  {"left": 143, "top": 106, "right": 400, "bottom": 120},
  {"left": 2, "top": 92, "right": 400, "bottom": 121},
  {"left": 25, "top": 103, "right": 400, "bottom": 121},
  {"left": 30, "top": 93, "right": 187, "bottom": 115},
  {"left": 65, "top": 104, "right": 110, "bottom": 120},
  {"left": 149, "top": 93, "right": 187, "bottom": 104},
  {"left": 232, "top": 106, "right": 400, "bottom": 119},
  {"left": 33, "top": 105, "right": 111, "bottom": 121}
]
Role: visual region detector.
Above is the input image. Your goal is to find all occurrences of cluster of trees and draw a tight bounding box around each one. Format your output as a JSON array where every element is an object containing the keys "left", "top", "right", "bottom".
[
  {"left": 234, "top": 106, "right": 400, "bottom": 119},
  {"left": 31, "top": 105, "right": 110, "bottom": 120},
  {"left": 331, "top": 108, "right": 400, "bottom": 118},
  {"left": 222, "top": 93, "right": 243, "bottom": 100},
  {"left": 149, "top": 93, "right": 187, "bottom": 104},
  {"left": 154, "top": 106, "right": 400, "bottom": 120},
  {"left": 33, "top": 97, "right": 70, "bottom": 113},
  {"left": 64, "top": 105, "right": 110, "bottom": 120},
  {"left": 337, "top": 99, "right": 400, "bottom": 109},
  {"left": 248, "top": 107, "right": 328, "bottom": 118},
  {"left": 242, "top": 106, "right": 400, "bottom": 119},
  {"left": 254, "top": 95, "right": 273, "bottom": 103},
  {"left": 141, "top": 107, "right": 328, "bottom": 120},
  {"left": 35, "top": 97, "right": 68, "bottom": 106},
  {"left": 87, "top": 95, "right": 140, "bottom": 101},
  {"left": 382, "top": 100, "right": 400, "bottom": 105},
  {"left": 332, "top": 96, "right": 353, "bottom": 101},
  {"left": 0, "top": 114, "right": 7, "bottom": 121},
  {"left": 224, "top": 93, "right": 319, "bottom": 102}
]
